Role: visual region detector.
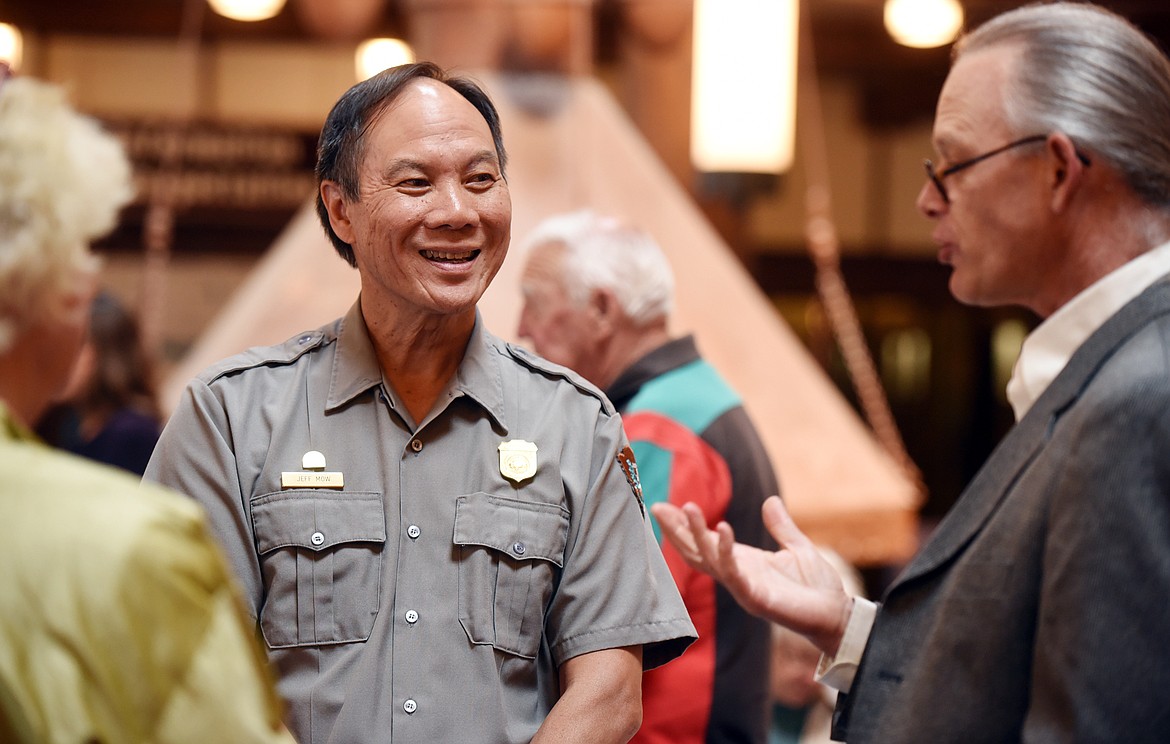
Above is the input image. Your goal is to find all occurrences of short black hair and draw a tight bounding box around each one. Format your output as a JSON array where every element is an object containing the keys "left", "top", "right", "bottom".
[{"left": 314, "top": 62, "right": 508, "bottom": 266}]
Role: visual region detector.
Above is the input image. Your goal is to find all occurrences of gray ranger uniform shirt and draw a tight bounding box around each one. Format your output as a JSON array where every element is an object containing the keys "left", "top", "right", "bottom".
[{"left": 146, "top": 301, "right": 696, "bottom": 744}]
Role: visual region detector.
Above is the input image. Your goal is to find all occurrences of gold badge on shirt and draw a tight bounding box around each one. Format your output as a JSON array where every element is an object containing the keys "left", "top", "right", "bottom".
[
  {"left": 281, "top": 450, "right": 344, "bottom": 489},
  {"left": 498, "top": 440, "right": 538, "bottom": 483}
]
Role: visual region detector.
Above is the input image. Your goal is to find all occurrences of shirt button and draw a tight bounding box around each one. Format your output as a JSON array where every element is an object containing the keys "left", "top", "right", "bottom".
[
  {"left": 405, "top": 609, "right": 419, "bottom": 624},
  {"left": 297, "top": 334, "right": 313, "bottom": 345},
  {"left": 512, "top": 541, "right": 526, "bottom": 556},
  {"left": 403, "top": 699, "right": 417, "bottom": 714},
  {"left": 311, "top": 531, "right": 325, "bottom": 546},
  {"left": 410, "top": 439, "right": 423, "bottom": 452},
  {"left": 407, "top": 525, "right": 421, "bottom": 539}
]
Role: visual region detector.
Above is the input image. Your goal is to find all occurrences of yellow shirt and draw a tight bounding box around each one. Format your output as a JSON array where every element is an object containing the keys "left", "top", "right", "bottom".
[{"left": 0, "top": 402, "right": 295, "bottom": 743}]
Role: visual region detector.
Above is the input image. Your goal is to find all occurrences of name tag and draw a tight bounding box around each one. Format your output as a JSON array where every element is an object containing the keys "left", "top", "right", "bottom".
[{"left": 281, "top": 471, "right": 345, "bottom": 489}]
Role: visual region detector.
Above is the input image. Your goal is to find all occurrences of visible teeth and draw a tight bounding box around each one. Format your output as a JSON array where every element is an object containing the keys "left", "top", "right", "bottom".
[{"left": 422, "top": 249, "right": 476, "bottom": 261}]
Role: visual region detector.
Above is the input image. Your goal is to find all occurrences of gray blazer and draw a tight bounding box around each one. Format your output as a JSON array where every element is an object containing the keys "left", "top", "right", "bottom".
[{"left": 834, "top": 278, "right": 1170, "bottom": 743}]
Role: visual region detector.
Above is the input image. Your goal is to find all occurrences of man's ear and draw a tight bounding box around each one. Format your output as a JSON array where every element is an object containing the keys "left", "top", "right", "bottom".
[
  {"left": 588, "top": 287, "right": 623, "bottom": 336},
  {"left": 320, "top": 181, "right": 357, "bottom": 244},
  {"left": 1048, "top": 133, "right": 1087, "bottom": 212}
]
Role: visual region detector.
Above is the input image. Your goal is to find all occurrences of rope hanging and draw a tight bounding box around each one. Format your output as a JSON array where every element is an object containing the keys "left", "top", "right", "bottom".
[{"left": 795, "top": 0, "right": 924, "bottom": 496}]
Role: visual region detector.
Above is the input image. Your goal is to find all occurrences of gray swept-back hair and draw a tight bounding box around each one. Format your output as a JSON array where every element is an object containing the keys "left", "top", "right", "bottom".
[
  {"left": 957, "top": 2, "right": 1170, "bottom": 209},
  {"left": 522, "top": 210, "right": 674, "bottom": 325}
]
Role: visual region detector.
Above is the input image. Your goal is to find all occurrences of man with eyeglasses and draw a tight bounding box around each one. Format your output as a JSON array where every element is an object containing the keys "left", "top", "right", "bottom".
[{"left": 653, "top": 3, "right": 1170, "bottom": 742}]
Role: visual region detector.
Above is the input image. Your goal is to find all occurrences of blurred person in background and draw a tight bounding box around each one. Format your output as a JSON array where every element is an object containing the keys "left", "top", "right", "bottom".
[
  {"left": 0, "top": 68, "right": 294, "bottom": 743},
  {"left": 37, "top": 290, "right": 162, "bottom": 475},
  {"left": 519, "top": 210, "right": 778, "bottom": 744}
]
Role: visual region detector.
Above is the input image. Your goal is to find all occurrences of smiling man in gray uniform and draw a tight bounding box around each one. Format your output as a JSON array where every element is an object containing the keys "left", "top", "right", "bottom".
[{"left": 145, "top": 62, "right": 695, "bottom": 744}]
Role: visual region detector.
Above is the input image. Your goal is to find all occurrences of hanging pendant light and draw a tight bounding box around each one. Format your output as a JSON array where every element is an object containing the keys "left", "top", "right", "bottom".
[
  {"left": 691, "top": 0, "right": 799, "bottom": 174},
  {"left": 0, "top": 23, "right": 22, "bottom": 71},
  {"left": 356, "top": 38, "right": 415, "bottom": 81},
  {"left": 296, "top": 0, "right": 388, "bottom": 41},
  {"left": 884, "top": 0, "right": 964, "bottom": 49},
  {"left": 208, "top": 0, "right": 288, "bottom": 22}
]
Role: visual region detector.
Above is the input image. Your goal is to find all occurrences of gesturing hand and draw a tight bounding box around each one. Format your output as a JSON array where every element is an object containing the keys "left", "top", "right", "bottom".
[{"left": 651, "top": 495, "right": 854, "bottom": 656}]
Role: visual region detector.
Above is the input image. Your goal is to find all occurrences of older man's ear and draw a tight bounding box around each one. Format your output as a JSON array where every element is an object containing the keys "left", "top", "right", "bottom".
[
  {"left": 320, "top": 181, "right": 357, "bottom": 245},
  {"left": 586, "top": 287, "right": 624, "bottom": 338}
]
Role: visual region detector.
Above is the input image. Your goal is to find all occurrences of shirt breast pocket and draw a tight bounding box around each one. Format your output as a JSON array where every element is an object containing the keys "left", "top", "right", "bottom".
[
  {"left": 250, "top": 490, "right": 385, "bottom": 648},
  {"left": 454, "top": 492, "right": 569, "bottom": 659}
]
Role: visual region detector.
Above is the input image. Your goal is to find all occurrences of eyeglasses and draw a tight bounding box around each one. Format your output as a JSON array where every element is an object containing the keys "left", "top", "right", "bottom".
[{"left": 923, "top": 134, "right": 1092, "bottom": 204}]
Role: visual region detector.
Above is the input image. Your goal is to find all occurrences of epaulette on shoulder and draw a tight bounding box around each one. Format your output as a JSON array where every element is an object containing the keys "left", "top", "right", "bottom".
[
  {"left": 199, "top": 327, "right": 334, "bottom": 385},
  {"left": 503, "top": 342, "right": 617, "bottom": 415}
]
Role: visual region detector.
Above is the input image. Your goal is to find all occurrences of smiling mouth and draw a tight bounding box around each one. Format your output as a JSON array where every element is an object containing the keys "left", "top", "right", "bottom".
[{"left": 421, "top": 249, "right": 480, "bottom": 263}]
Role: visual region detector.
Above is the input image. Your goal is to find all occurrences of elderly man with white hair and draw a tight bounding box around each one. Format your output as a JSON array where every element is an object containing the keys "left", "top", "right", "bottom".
[
  {"left": 519, "top": 211, "right": 781, "bottom": 744},
  {"left": 0, "top": 70, "right": 294, "bottom": 743}
]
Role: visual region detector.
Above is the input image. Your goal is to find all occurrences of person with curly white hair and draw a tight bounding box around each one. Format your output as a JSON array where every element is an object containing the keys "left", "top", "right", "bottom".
[
  {"left": 0, "top": 70, "right": 296, "bottom": 744},
  {"left": 0, "top": 71, "right": 131, "bottom": 423}
]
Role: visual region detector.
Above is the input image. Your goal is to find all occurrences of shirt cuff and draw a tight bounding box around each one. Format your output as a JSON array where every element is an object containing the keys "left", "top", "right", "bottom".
[{"left": 814, "top": 597, "right": 878, "bottom": 693}]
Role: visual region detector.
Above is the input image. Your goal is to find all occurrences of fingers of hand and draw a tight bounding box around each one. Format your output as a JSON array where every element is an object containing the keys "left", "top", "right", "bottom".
[
  {"left": 649, "top": 503, "right": 682, "bottom": 533},
  {"left": 651, "top": 504, "right": 701, "bottom": 559},
  {"left": 715, "top": 522, "right": 736, "bottom": 560},
  {"left": 684, "top": 505, "right": 721, "bottom": 567},
  {"left": 762, "top": 496, "right": 812, "bottom": 551},
  {"left": 682, "top": 503, "right": 709, "bottom": 541},
  {"left": 713, "top": 522, "right": 749, "bottom": 587}
]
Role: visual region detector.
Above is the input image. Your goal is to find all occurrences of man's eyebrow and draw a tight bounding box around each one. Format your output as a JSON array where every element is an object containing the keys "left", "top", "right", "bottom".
[
  {"left": 379, "top": 151, "right": 500, "bottom": 178},
  {"left": 466, "top": 150, "right": 501, "bottom": 169},
  {"left": 380, "top": 158, "right": 426, "bottom": 179},
  {"left": 933, "top": 126, "right": 977, "bottom": 157}
]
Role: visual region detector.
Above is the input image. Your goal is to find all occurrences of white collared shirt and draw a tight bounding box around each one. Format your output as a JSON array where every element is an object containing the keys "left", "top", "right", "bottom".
[
  {"left": 817, "top": 240, "right": 1170, "bottom": 694},
  {"left": 1006, "top": 240, "right": 1170, "bottom": 421}
]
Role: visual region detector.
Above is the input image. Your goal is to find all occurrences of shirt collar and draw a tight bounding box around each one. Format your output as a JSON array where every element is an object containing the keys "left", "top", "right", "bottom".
[
  {"left": 1006, "top": 240, "right": 1170, "bottom": 420},
  {"left": 605, "top": 335, "right": 699, "bottom": 411},
  {"left": 327, "top": 300, "right": 383, "bottom": 410},
  {"left": 451, "top": 313, "right": 507, "bottom": 431},
  {"left": 327, "top": 300, "right": 507, "bottom": 430}
]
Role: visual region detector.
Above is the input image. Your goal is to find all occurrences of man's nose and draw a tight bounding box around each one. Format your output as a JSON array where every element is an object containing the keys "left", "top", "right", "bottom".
[
  {"left": 427, "top": 181, "right": 478, "bottom": 229},
  {"left": 916, "top": 179, "right": 946, "bottom": 219}
]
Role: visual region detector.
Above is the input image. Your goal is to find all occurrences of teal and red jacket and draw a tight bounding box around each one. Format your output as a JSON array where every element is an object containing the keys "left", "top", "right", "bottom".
[{"left": 609, "top": 336, "right": 779, "bottom": 744}]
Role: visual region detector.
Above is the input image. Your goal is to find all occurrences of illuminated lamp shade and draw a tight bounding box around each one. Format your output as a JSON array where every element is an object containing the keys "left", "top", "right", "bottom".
[
  {"left": 207, "top": 0, "right": 287, "bottom": 22},
  {"left": 296, "top": 0, "right": 387, "bottom": 41},
  {"left": 356, "top": 38, "right": 415, "bottom": 81},
  {"left": 0, "top": 23, "right": 21, "bottom": 71},
  {"left": 691, "top": 0, "right": 798, "bottom": 174},
  {"left": 884, "top": 0, "right": 964, "bottom": 49}
]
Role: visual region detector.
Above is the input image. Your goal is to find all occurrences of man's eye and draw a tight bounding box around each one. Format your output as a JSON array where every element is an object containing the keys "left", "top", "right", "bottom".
[
  {"left": 467, "top": 173, "right": 498, "bottom": 187},
  {"left": 397, "top": 178, "right": 429, "bottom": 190}
]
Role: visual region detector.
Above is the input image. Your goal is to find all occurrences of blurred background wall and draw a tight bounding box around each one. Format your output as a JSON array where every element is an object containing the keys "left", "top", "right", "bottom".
[{"left": 6, "top": 0, "right": 1170, "bottom": 585}]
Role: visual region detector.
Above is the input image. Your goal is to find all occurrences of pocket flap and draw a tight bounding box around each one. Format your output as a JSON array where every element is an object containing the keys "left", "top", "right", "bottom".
[
  {"left": 454, "top": 492, "right": 569, "bottom": 566},
  {"left": 251, "top": 491, "right": 386, "bottom": 554}
]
